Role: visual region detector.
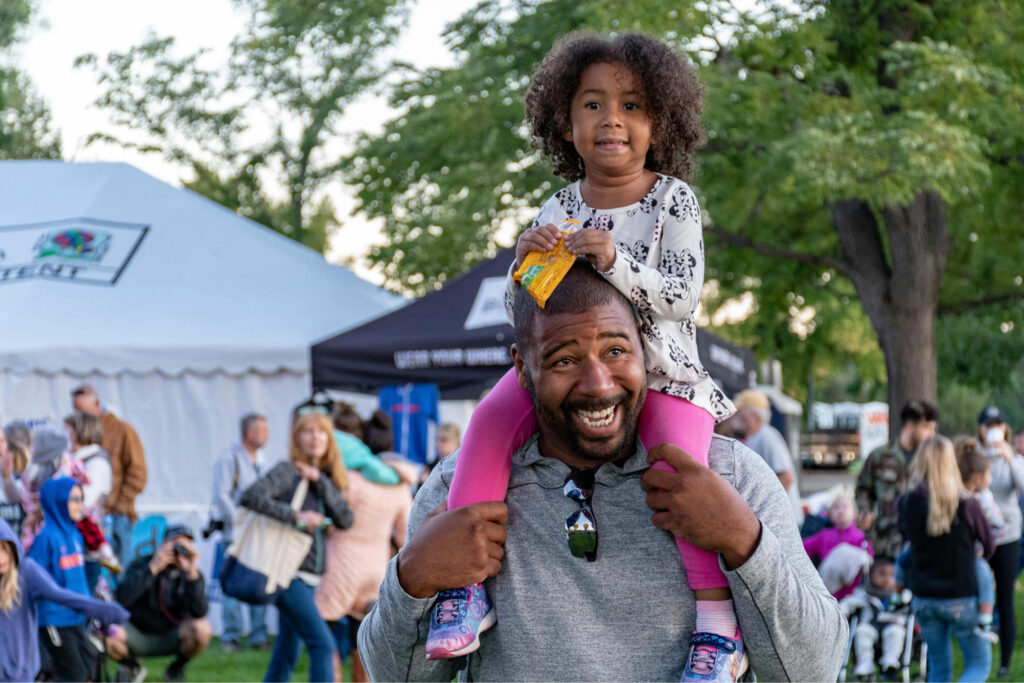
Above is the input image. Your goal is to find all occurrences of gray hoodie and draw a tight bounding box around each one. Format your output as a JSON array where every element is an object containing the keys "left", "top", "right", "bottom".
[{"left": 358, "top": 434, "right": 847, "bottom": 681}]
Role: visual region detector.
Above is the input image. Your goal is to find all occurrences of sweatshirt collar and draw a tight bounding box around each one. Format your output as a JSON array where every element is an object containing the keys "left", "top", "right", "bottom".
[{"left": 512, "top": 433, "right": 650, "bottom": 489}]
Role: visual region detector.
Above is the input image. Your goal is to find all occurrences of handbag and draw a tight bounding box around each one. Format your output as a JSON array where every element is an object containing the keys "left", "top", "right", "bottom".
[{"left": 219, "top": 477, "right": 312, "bottom": 604}]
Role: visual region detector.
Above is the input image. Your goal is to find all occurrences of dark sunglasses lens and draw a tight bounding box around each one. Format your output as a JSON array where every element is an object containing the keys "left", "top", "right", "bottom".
[{"left": 565, "top": 507, "right": 597, "bottom": 558}]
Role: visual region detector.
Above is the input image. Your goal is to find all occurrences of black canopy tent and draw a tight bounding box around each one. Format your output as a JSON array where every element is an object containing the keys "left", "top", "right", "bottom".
[{"left": 311, "top": 248, "right": 756, "bottom": 400}]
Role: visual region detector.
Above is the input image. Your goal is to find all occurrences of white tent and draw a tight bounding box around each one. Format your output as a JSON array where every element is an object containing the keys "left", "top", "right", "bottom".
[{"left": 0, "top": 161, "right": 401, "bottom": 514}]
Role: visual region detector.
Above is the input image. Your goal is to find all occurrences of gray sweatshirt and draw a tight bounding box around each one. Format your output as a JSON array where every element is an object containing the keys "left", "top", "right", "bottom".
[
  {"left": 358, "top": 434, "right": 847, "bottom": 681},
  {"left": 983, "top": 448, "right": 1024, "bottom": 544}
]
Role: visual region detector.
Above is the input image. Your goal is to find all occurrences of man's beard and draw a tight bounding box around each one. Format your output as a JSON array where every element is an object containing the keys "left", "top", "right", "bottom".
[{"left": 524, "top": 370, "right": 644, "bottom": 464}]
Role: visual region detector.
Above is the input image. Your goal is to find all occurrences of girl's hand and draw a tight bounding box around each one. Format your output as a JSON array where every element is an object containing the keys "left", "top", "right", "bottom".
[
  {"left": 295, "top": 510, "right": 326, "bottom": 528},
  {"left": 565, "top": 228, "right": 616, "bottom": 272},
  {"left": 295, "top": 462, "right": 321, "bottom": 482},
  {"left": 994, "top": 441, "right": 1014, "bottom": 463},
  {"left": 515, "top": 224, "right": 561, "bottom": 268}
]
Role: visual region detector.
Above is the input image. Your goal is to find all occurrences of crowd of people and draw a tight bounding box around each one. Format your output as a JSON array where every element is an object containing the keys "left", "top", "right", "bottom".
[{"left": 0, "top": 381, "right": 462, "bottom": 682}]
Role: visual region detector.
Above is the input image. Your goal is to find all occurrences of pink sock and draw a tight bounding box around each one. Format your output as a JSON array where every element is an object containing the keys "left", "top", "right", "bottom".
[{"left": 695, "top": 600, "right": 738, "bottom": 638}]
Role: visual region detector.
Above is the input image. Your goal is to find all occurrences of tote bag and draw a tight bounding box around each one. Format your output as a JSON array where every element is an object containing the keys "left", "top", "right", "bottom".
[{"left": 220, "top": 477, "right": 312, "bottom": 604}]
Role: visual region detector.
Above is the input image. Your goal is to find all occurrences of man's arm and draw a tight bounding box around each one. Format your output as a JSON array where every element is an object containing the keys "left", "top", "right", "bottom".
[
  {"left": 211, "top": 450, "right": 236, "bottom": 523},
  {"left": 358, "top": 457, "right": 506, "bottom": 682},
  {"left": 116, "top": 556, "right": 158, "bottom": 609},
  {"left": 644, "top": 441, "right": 848, "bottom": 682}
]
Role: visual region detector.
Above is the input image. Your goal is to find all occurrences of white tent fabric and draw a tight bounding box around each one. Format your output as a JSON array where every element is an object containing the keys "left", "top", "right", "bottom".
[{"left": 0, "top": 161, "right": 400, "bottom": 510}]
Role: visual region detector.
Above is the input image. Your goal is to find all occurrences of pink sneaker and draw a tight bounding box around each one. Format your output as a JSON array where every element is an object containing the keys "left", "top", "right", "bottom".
[
  {"left": 425, "top": 582, "right": 496, "bottom": 659},
  {"left": 681, "top": 630, "right": 748, "bottom": 682}
]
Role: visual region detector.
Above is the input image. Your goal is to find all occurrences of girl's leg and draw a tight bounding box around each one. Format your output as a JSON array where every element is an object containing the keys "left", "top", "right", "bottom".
[
  {"left": 448, "top": 368, "right": 536, "bottom": 507},
  {"left": 953, "top": 598, "right": 992, "bottom": 683},
  {"left": 276, "top": 579, "right": 336, "bottom": 683},
  {"left": 264, "top": 603, "right": 302, "bottom": 683},
  {"left": 638, "top": 390, "right": 728, "bottom": 593},
  {"left": 913, "top": 598, "right": 953, "bottom": 683}
]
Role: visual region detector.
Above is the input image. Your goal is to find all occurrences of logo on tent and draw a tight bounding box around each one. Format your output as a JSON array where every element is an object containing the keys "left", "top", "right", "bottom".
[
  {"left": 0, "top": 218, "right": 148, "bottom": 286},
  {"left": 35, "top": 229, "right": 111, "bottom": 262}
]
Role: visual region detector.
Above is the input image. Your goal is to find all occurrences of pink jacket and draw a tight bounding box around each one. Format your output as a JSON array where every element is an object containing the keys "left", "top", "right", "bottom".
[
  {"left": 315, "top": 458, "right": 415, "bottom": 621},
  {"left": 803, "top": 524, "right": 873, "bottom": 600}
]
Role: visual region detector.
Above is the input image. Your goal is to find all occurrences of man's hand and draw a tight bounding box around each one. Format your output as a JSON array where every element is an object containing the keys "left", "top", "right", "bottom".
[
  {"left": 149, "top": 541, "right": 176, "bottom": 576},
  {"left": 642, "top": 444, "right": 761, "bottom": 570},
  {"left": 396, "top": 501, "right": 508, "bottom": 599},
  {"left": 515, "top": 224, "right": 561, "bottom": 268},
  {"left": 176, "top": 538, "right": 201, "bottom": 580},
  {"left": 565, "top": 228, "right": 616, "bottom": 272}
]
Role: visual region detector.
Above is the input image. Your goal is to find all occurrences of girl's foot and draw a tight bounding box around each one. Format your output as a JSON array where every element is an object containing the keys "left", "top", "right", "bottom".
[
  {"left": 681, "top": 630, "right": 748, "bottom": 682},
  {"left": 425, "top": 582, "right": 496, "bottom": 659}
]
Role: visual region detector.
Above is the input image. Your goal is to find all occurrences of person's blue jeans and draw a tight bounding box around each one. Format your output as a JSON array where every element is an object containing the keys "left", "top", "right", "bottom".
[
  {"left": 975, "top": 557, "right": 995, "bottom": 607},
  {"left": 107, "top": 514, "right": 133, "bottom": 588},
  {"left": 216, "top": 542, "right": 268, "bottom": 645},
  {"left": 264, "top": 578, "right": 334, "bottom": 683},
  {"left": 84, "top": 560, "right": 101, "bottom": 595},
  {"left": 274, "top": 617, "right": 350, "bottom": 680},
  {"left": 914, "top": 596, "right": 991, "bottom": 682}
]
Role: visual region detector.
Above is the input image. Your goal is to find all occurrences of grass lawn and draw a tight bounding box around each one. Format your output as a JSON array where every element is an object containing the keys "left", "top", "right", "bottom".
[{"left": 104, "top": 591, "right": 1024, "bottom": 682}]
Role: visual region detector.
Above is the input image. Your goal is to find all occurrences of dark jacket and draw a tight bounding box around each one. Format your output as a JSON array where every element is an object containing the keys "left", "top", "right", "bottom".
[
  {"left": 899, "top": 481, "right": 995, "bottom": 599},
  {"left": 239, "top": 461, "right": 353, "bottom": 576},
  {"left": 116, "top": 555, "right": 208, "bottom": 634}
]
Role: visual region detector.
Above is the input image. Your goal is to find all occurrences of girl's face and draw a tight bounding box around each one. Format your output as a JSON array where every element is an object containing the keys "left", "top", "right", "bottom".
[
  {"left": 67, "top": 485, "right": 84, "bottom": 522},
  {"left": 0, "top": 542, "right": 11, "bottom": 575},
  {"left": 564, "top": 62, "right": 653, "bottom": 180},
  {"left": 829, "top": 497, "right": 856, "bottom": 529},
  {"left": 298, "top": 425, "right": 330, "bottom": 462}
]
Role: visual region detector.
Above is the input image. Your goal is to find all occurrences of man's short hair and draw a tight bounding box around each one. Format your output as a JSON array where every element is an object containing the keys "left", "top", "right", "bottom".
[
  {"left": 240, "top": 413, "right": 266, "bottom": 438},
  {"left": 70, "top": 383, "right": 98, "bottom": 399},
  {"left": 900, "top": 399, "right": 938, "bottom": 426},
  {"left": 512, "top": 258, "right": 628, "bottom": 357}
]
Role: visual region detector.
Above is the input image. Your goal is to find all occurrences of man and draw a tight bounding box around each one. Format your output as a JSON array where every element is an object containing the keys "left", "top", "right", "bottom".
[
  {"left": 358, "top": 261, "right": 846, "bottom": 681},
  {"left": 71, "top": 384, "right": 147, "bottom": 569},
  {"left": 855, "top": 399, "right": 938, "bottom": 559},
  {"left": 732, "top": 389, "right": 795, "bottom": 493},
  {"left": 110, "top": 524, "right": 211, "bottom": 683},
  {"left": 210, "top": 413, "right": 269, "bottom": 651}
]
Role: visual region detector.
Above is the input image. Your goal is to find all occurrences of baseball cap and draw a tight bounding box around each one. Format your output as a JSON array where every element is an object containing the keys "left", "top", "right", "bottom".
[
  {"left": 978, "top": 406, "right": 1006, "bottom": 426},
  {"left": 163, "top": 524, "right": 195, "bottom": 542},
  {"left": 733, "top": 389, "right": 770, "bottom": 413}
]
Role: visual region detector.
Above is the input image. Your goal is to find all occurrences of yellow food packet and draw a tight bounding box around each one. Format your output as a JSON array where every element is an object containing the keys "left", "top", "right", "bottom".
[{"left": 513, "top": 218, "right": 581, "bottom": 307}]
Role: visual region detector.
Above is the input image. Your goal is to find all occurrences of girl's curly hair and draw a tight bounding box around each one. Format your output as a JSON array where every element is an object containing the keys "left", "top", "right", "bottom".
[{"left": 525, "top": 32, "right": 706, "bottom": 182}]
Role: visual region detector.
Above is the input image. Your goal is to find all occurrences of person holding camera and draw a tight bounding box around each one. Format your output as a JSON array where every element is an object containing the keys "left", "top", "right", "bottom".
[{"left": 109, "top": 525, "right": 211, "bottom": 682}]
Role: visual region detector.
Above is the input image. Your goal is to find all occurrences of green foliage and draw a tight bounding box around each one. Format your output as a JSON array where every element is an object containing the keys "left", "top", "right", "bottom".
[
  {"left": 0, "top": 0, "right": 61, "bottom": 160},
  {"left": 77, "top": 0, "right": 410, "bottom": 252}
]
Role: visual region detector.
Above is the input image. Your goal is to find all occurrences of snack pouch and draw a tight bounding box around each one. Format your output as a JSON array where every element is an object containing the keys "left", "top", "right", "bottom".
[{"left": 513, "top": 218, "right": 581, "bottom": 307}]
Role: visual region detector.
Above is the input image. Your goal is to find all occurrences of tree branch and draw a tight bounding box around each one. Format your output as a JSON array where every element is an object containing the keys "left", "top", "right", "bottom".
[
  {"left": 704, "top": 222, "right": 850, "bottom": 276},
  {"left": 938, "top": 291, "right": 1024, "bottom": 316}
]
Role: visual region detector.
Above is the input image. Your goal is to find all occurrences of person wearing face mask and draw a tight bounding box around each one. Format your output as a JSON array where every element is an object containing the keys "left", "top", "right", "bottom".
[{"left": 976, "top": 405, "right": 1024, "bottom": 677}]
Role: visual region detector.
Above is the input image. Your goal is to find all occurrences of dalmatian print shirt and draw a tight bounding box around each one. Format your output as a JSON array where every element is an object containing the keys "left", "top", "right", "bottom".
[{"left": 506, "top": 174, "right": 735, "bottom": 422}]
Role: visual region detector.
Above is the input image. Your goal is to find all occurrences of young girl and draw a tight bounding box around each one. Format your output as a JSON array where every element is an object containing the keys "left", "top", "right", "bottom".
[
  {"left": 803, "top": 490, "right": 872, "bottom": 599},
  {"left": 27, "top": 477, "right": 104, "bottom": 681},
  {"left": 0, "top": 517, "right": 128, "bottom": 682},
  {"left": 427, "top": 32, "right": 742, "bottom": 681}
]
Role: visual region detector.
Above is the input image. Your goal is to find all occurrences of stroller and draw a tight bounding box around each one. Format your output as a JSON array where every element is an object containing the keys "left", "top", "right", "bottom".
[{"left": 839, "top": 587, "right": 926, "bottom": 682}]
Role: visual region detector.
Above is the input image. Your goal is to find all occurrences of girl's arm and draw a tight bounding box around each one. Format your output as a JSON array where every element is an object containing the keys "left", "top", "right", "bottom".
[
  {"left": 602, "top": 181, "right": 704, "bottom": 321},
  {"left": 23, "top": 557, "right": 129, "bottom": 623},
  {"left": 239, "top": 462, "right": 301, "bottom": 524}
]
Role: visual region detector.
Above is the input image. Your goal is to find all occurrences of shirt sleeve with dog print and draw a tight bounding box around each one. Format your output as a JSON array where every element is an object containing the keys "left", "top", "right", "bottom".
[{"left": 505, "top": 174, "right": 735, "bottom": 422}]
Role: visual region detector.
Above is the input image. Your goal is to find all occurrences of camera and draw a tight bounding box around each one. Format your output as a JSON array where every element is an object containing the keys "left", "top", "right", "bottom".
[{"left": 172, "top": 542, "right": 193, "bottom": 559}]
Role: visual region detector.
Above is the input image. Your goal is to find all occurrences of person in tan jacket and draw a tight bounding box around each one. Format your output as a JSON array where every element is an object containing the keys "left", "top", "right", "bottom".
[{"left": 71, "top": 384, "right": 147, "bottom": 571}]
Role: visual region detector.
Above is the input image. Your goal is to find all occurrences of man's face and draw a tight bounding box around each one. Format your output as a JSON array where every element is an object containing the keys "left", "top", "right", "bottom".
[
  {"left": 245, "top": 419, "right": 269, "bottom": 449},
  {"left": 512, "top": 299, "right": 647, "bottom": 468},
  {"left": 72, "top": 392, "right": 101, "bottom": 417},
  {"left": 907, "top": 419, "right": 937, "bottom": 451}
]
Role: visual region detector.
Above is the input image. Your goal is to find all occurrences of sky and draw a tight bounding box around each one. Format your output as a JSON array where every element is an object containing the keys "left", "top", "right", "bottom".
[{"left": 14, "top": 0, "right": 477, "bottom": 283}]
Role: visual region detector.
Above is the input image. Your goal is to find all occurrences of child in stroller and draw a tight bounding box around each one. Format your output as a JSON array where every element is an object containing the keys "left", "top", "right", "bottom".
[{"left": 840, "top": 557, "right": 914, "bottom": 682}]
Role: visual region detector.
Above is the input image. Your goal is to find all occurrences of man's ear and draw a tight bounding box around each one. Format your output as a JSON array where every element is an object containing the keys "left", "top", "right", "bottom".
[{"left": 511, "top": 344, "right": 529, "bottom": 390}]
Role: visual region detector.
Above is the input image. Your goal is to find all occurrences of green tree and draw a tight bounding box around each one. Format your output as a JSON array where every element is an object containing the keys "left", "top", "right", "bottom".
[
  {"left": 349, "top": 0, "right": 1024, "bottom": 435},
  {"left": 77, "top": 0, "right": 409, "bottom": 252},
  {"left": 0, "top": 0, "right": 61, "bottom": 160}
]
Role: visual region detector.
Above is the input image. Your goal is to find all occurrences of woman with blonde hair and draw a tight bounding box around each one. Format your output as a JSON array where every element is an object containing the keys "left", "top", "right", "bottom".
[
  {"left": 240, "top": 413, "right": 354, "bottom": 683},
  {"left": 899, "top": 435, "right": 995, "bottom": 682}
]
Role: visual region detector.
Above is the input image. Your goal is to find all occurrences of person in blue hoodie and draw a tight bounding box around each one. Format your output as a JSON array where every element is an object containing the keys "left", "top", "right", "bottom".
[
  {"left": 27, "top": 476, "right": 107, "bottom": 681},
  {"left": 0, "top": 516, "right": 128, "bottom": 682}
]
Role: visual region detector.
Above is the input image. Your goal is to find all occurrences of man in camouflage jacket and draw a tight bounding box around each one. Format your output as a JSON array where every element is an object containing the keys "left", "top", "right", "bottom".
[{"left": 855, "top": 400, "right": 938, "bottom": 559}]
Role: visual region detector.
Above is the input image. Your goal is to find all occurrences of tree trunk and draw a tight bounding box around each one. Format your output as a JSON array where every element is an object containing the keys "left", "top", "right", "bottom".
[{"left": 830, "top": 190, "right": 951, "bottom": 440}]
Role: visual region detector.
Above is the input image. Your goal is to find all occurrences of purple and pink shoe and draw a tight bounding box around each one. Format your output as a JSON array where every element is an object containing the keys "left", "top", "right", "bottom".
[
  {"left": 681, "top": 630, "right": 748, "bottom": 682},
  {"left": 425, "top": 582, "right": 496, "bottom": 659}
]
